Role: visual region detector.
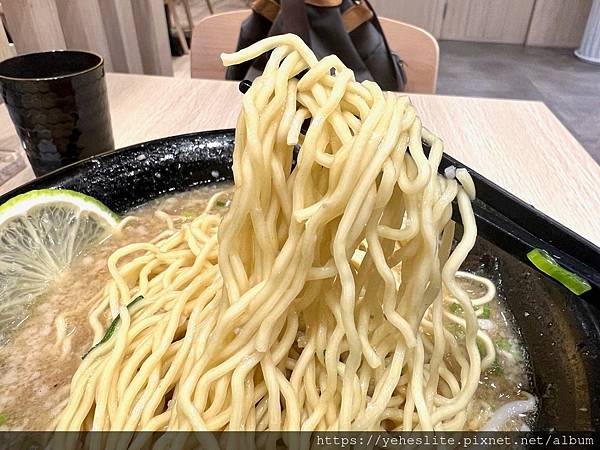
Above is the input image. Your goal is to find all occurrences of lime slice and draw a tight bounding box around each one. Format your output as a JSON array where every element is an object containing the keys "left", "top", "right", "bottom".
[{"left": 0, "top": 189, "right": 119, "bottom": 337}]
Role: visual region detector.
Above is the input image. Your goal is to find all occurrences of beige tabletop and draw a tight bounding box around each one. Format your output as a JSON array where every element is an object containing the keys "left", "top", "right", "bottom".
[{"left": 1, "top": 73, "right": 599, "bottom": 246}]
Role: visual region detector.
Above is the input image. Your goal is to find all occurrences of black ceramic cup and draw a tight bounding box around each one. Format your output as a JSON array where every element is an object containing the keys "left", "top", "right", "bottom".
[{"left": 0, "top": 50, "right": 114, "bottom": 176}]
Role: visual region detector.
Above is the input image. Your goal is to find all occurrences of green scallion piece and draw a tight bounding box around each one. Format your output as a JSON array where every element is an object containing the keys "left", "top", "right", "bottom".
[
  {"left": 449, "top": 302, "right": 463, "bottom": 316},
  {"left": 216, "top": 200, "right": 226, "bottom": 208},
  {"left": 0, "top": 413, "right": 6, "bottom": 426},
  {"left": 82, "top": 295, "right": 143, "bottom": 359},
  {"left": 496, "top": 337, "right": 511, "bottom": 351},
  {"left": 527, "top": 248, "right": 591, "bottom": 295},
  {"left": 479, "top": 305, "right": 490, "bottom": 319},
  {"left": 476, "top": 338, "right": 486, "bottom": 357},
  {"left": 487, "top": 359, "right": 504, "bottom": 376},
  {"left": 180, "top": 211, "right": 195, "bottom": 218}
]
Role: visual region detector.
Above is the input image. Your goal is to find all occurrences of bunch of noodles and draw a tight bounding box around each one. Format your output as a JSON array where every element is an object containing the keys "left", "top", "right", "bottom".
[{"left": 55, "top": 34, "right": 496, "bottom": 442}]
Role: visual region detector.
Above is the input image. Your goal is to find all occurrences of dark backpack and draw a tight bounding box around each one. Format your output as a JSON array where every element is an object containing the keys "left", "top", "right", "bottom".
[{"left": 225, "top": 0, "right": 407, "bottom": 92}]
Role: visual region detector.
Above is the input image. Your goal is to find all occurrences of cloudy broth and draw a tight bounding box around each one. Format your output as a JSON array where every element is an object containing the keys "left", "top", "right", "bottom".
[
  {"left": 0, "top": 183, "right": 535, "bottom": 431},
  {"left": 460, "top": 277, "right": 537, "bottom": 431},
  {"left": 0, "top": 184, "right": 228, "bottom": 430}
]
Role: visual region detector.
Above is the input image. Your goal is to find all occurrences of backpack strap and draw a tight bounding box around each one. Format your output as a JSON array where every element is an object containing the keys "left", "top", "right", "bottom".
[
  {"left": 253, "top": 1, "right": 372, "bottom": 33},
  {"left": 252, "top": 0, "right": 280, "bottom": 22},
  {"left": 342, "top": 1, "right": 373, "bottom": 32},
  {"left": 305, "top": 0, "right": 342, "bottom": 5}
]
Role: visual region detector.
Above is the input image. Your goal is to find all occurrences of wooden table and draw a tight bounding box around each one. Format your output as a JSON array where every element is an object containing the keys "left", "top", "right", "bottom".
[{"left": 1, "top": 73, "right": 599, "bottom": 246}]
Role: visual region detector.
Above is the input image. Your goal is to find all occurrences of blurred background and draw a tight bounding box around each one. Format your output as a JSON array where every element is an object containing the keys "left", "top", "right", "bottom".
[{"left": 1, "top": 0, "right": 598, "bottom": 163}]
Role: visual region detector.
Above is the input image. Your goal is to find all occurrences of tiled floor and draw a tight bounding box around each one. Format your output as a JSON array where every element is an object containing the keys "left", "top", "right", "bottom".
[
  {"left": 437, "top": 41, "right": 600, "bottom": 163},
  {"left": 173, "top": 2, "right": 600, "bottom": 163}
]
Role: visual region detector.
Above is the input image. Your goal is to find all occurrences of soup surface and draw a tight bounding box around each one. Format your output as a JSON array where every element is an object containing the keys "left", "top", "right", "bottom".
[
  {"left": 459, "top": 276, "right": 535, "bottom": 431},
  {"left": 0, "top": 185, "right": 227, "bottom": 430},
  {"left": 0, "top": 184, "right": 535, "bottom": 431}
]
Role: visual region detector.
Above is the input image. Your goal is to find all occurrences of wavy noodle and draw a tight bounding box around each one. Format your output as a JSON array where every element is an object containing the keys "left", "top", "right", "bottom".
[{"left": 55, "top": 34, "right": 506, "bottom": 439}]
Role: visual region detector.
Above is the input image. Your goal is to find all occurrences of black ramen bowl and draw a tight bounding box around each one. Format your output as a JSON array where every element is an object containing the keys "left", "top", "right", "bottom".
[{"left": 1, "top": 129, "right": 599, "bottom": 431}]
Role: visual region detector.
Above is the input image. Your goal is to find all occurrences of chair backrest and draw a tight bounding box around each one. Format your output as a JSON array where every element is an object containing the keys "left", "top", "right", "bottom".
[
  {"left": 191, "top": 10, "right": 439, "bottom": 94},
  {"left": 191, "top": 10, "right": 250, "bottom": 81},
  {"left": 378, "top": 17, "right": 439, "bottom": 94}
]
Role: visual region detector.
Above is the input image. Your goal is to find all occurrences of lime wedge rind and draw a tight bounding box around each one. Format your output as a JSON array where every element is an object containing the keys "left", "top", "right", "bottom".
[
  {"left": 0, "top": 189, "right": 119, "bottom": 227},
  {"left": 0, "top": 189, "right": 119, "bottom": 340}
]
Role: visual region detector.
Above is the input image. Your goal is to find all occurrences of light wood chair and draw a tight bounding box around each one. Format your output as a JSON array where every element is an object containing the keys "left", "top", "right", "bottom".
[
  {"left": 191, "top": 10, "right": 249, "bottom": 80},
  {"left": 379, "top": 17, "right": 439, "bottom": 94},
  {"left": 165, "top": 0, "right": 193, "bottom": 54},
  {"left": 0, "top": 22, "right": 16, "bottom": 62},
  {"left": 166, "top": 0, "right": 214, "bottom": 55},
  {"left": 191, "top": 10, "right": 439, "bottom": 94}
]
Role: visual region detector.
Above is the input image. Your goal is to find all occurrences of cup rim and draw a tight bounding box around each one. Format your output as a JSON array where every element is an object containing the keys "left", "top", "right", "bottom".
[{"left": 0, "top": 49, "right": 104, "bottom": 82}]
